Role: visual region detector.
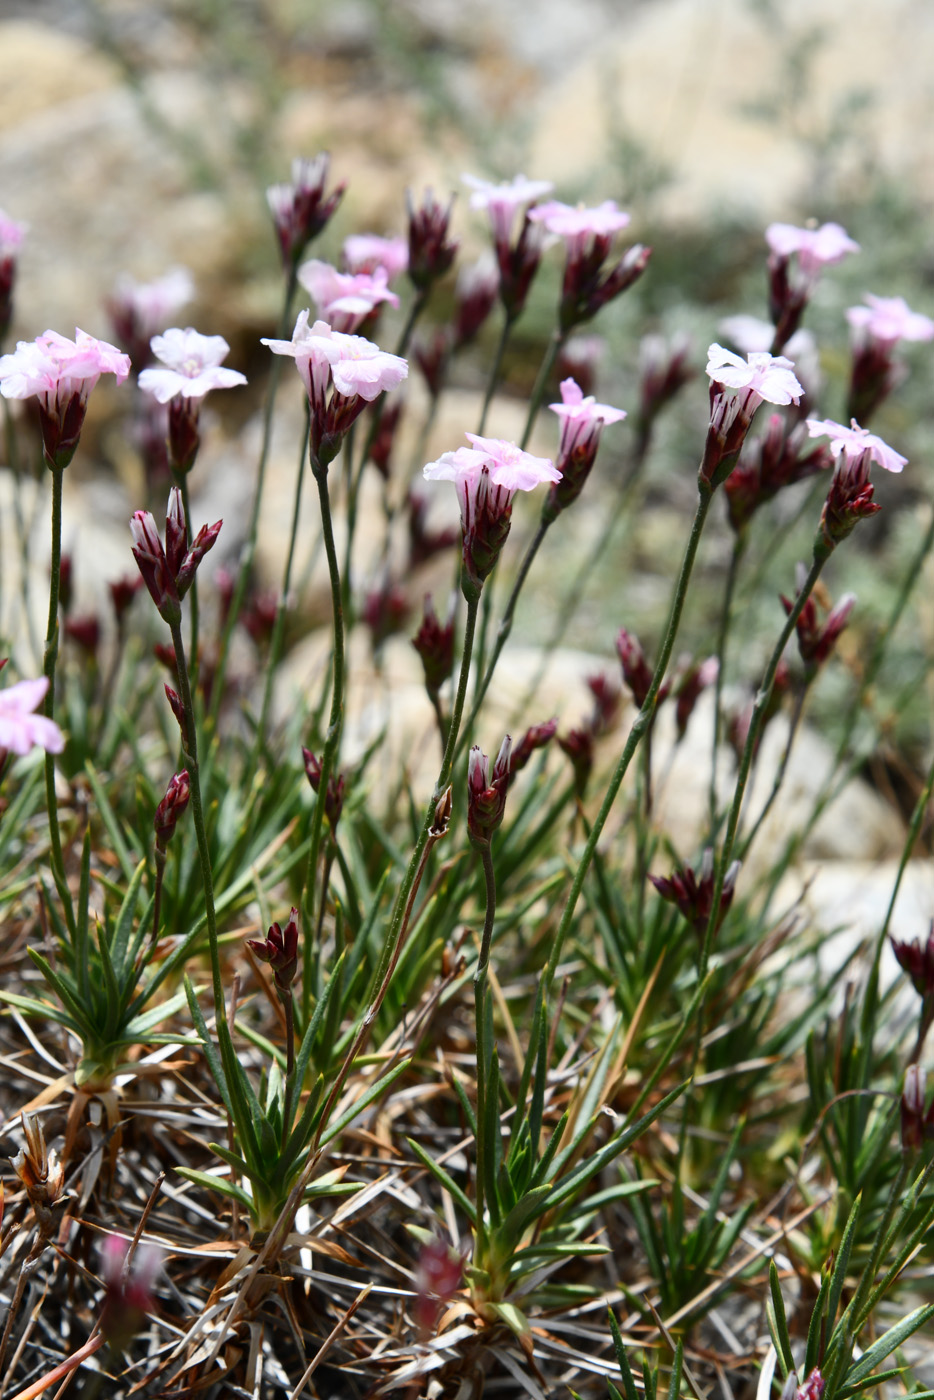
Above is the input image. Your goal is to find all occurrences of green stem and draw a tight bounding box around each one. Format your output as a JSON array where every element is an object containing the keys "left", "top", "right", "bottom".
[
  {"left": 738, "top": 677, "right": 810, "bottom": 859},
  {"left": 477, "top": 313, "right": 514, "bottom": 436},
  {"left": 168, "top": 616, "right": 225, "bottom": 1022},
  {"left": 301, "top": 453, "right": 346, "bottom": 1021},
  {"left": 544, "top": 484, "right": 714, "bottom": 988},
  {"left": 281, "top": 991, "right": 295, "bottom": 1151},
  {"left": 456, "top": 517, "right": 551, "bottom": 764},
  {"left": 209, "top": 268, "right": 298, "bottom": 730},
  {"left": 709, "top": 529, "right": 747, "bottom": 834},
  {"left": 862, "top": 728, "right": 934, "bottom": 1041},
  {"left": 176, "top": 472, "right": 199, "bottom": 692},
  {"left": 520, "top": 327, "right": 565, "bottom": 450},
  {"left": 699, "top": 546, "right": 828, "bottom": 981},
  {"left": 474, "top": 841, "right": 498, "bottom": 992},
  {"left": 370, "top": 591, "right": 480, "bottom": 996},
  {"left": 43, "top": 462, "right": 69, "bottom": 911},
  {"left": 250, "top": 412, "right": 309, "bottom": 779}
]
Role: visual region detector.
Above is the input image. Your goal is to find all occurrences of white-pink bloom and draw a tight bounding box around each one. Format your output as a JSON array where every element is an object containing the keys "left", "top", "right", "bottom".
[
  {"left": 463, "top": 434, "right": 560, "bottom": 491},
  {"left": 550, "top": 378, "right": 627, "bottom": 433},
  {"left": 528, "top": 199, "right": 630, "bottom": 255},
  {"left": 298, "top": 259, "right": 399, "bottom": 333},
  {"left": 343, "top": 234, "right": 409, "bottom": 280},
  {"left": 0, "top": 329, "right": 130, "bottom": 402},
  {"left": 706, "top": 344, "right": 803, "bottom": 406},
  {"left": 462, "top": 172, "right": 554, "bottom": 248},
  {"left": 329, "top": 333, "right": 409, "bottom": 402},
  {"left": 262, "top": 311, "right": 345, "bottom": 402},
  {"left": 0, "top": 676, "right": 64, "bottom": 756},
  {"left": 805, "top": 417, "right": 907, "bottom": 474},
  {"left": 137, "top": 328, "right": 246, "bottom": 402},
  {"left": 846, "top": 294, "right": 934, "bottom": 348},
  {"left": 0, "top": 209, "right": 28, "bottom": 255},
  {"left": 111, "top": 269, "right": 193, "bottom": 336},
  {"left": 765, "top": 221, "right": 860, "bottom": 274}
]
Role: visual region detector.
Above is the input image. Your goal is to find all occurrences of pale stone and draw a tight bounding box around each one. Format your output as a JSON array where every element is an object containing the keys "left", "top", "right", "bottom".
[{"left": 528, "top": 0, "right": 934, "bottom": 222}]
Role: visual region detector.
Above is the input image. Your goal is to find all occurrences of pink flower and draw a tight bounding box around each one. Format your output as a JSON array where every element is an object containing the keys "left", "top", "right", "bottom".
[
  {"left": 138, "top": 328, "right": 246, "bottom": 402},
  {"left": 0, "top": 328, "right": 131, "bottom": 466},
  {"left": 0, "top": 209, "right": 28, "bottom": 255},
  {"left": 528, "top": 199, "right": 630, "bottom": 253},
  {"left": 0, "top": 676, "right": 65, "bottom": 757},
  {"left": 462, "top": 173, "right": 554, "bottom": 247},
  {"left": 0, "top": 210, "right": 27, "bottom": 339},
  {"left": 705, "top": 345, "right": 803, "bottom": 405},
  {"left": 765, "top": 222, "right": 860, "bottom": 275},
  {"left": 262, "top": 312, "right": 407, "bottom": 464},
  {"left": 805, "top": 417, "right": 907, "bottom": 473},
  {"left": 108, "top": 268, "right": 193, "bottom": 368},
  {"left": 343, "top": 234, "right": 409, "bottom": 280},
  {"left": 298, "top": 259, "right": 399, "bottom": 333},
  {"left": 702, "top": 345, "right": 804, "bottom": 488},
  {"left": 846, "top": 294, "right": 934, "bottom": 348},
  {"left": 424, "top": 439, "right": 557, "bottom": 592},
  {"left": 462, "top": 434, "right": 560, "bottom": 490},
  {"left": 545, "top": 378, "right": 626, "bottom": 517}
]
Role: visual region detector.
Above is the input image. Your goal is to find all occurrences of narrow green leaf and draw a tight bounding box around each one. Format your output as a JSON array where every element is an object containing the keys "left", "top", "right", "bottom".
[
  {"left": 843, "top": 1304, "right": 934, "bottom": 1387},
  {"left": 769, "top": 1260, "right": 796, "bottom": 1377},
  {"left": 318, "top": 1059, "right": 409, "bottom": 1146},
  {"left": 407, "top": 1137, "right": 477, "bottom": 1225},
  {"left": 175, "top": 1167, "right": 255, "bottom": 1213},
  {"left": 608, "top": 1308, "right": 640, "bottom": 1400},
  {"left": 827, "top": 1193, "right": 861, "bottom": 1334}
]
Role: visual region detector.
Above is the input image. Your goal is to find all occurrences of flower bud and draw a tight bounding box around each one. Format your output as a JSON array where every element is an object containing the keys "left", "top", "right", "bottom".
[
  {"left": 247, "top": 908, "right": 300, "bottom": 996},
  {"left": 650, "top": 849, "right": 741, "bottom": 940},
  {"left": 154, "top": 770, "right": 190, "bottom": 852},
  {"left": 466, "top": 738, "right": 512, "bottom": 847}
]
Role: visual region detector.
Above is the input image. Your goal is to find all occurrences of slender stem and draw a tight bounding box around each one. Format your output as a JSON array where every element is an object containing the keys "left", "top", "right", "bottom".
[
  {"left": 168, "top": 616, "right": 225, "bottom": 1021},
  {"left": 709, "top": 529, "right": 747, "bottom": 834},
  {"left": 176, "top": 473, "right": 199, "bottom": 691},
  {"left": 738, "top": 677, "right": 810, "bottom": 859},
  {"left": 544, "top": 485, "right": 714, "bottom": 987},
  {"left": 42, "top": 462, "right": 68, "bottom": 903},
  {"left": 477, "top": 313, "right": 514, "bottom": 436},
  {"left": 456, "top": 517, "right": 551, "bottom": 763},
  {"left": 520, "top": 328, "right": 565, "bottom": 450},
  {"left": 301, "top": 454, "right": 346, "bottom": 1020},
  {"left": 250, "top": 413, "right": 309, "bottom": 778},
  {"left": 699, "top": 547, "right": 828, "bottom": 981},
  {"left": 209, "top": 269, "right": 298, "bottom": 730},
  {"left": 281, "top": 991, "right": 295, "bottom": 1151},
  {"left": 862, "top": 729, "right": 934, "bottom": 1040},
  {"left": 370, "top": 592, "right": 480, "bottom": 997},
  {"left": 474, "top": 842, "right": 498, "bottom": 992}
]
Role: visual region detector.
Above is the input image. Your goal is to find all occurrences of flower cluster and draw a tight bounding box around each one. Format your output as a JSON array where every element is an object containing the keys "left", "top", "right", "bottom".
[
  {"left": 650, "top": 849, "right": 741, "bottom": 940},
  {"left": 247, "top": 909, "right": 300, "bottom": 998},
  {"left": 266, "top": 154, "right": 346, "bottom": 271},
  {"left": 781, "top": 571, "right": 856, "bottom": 675},
  {"left": 724, "top": 414, "right": 833, "bottom": 534},
  {"left": 130, "top": 487, "right": 222, "bottom": 626},
  {"left": 529, "top": 199, "right": 650, "bottom": 330},
  {"left": 299, "top": 259, "right": 400, "bottom": 335},
  {"left": 467, "top": 737, "right": 512, "bottom": 847},
  {"left": 766, "top": 220, "right": 859, "bottom": 350},
  {"left": 463, "top": 173, "right": 553, "bottom": 319}
]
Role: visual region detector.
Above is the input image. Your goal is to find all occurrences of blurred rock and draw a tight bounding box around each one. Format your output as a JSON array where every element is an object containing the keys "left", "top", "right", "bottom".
[{"left": 528, "top": 0, "right": 934, "bottom": 220}]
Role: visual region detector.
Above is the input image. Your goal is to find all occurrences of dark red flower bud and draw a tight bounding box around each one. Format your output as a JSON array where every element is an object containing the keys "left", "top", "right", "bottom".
[
  {"left": 673, "top": 656, "right": 718, "bottom": 739},
  {"left": 412, "top": 594, "right": 455, "bottom": 697},
  {"left": 901, "top": 1064, "right": 934, "bottom": 1153},
  {"left": 509, "top": 719, "right": 557, "bottom": 779},
  {"left": 818, "top": 449, "right": 881, "bottom": 555},
  {"left": 167, "top": 394, "right": 201, "bottom": 474},
  {"left": 407, "top": 492, "right": 458, "bottom": 569},
  {"left": 266, "top": 154, "right": 346, "bottom": 271},
  {"left": 164, "top": 683, "right": 185, "bottom": 738},
  {"left": 246, "top": 908, "right": 300, "bottom": 995},
  {"left": 557, "top": 726, "right": 594, "bottom": 798},
  {"left": 242, "top": 589, "right": 278, "bottom": 649},
  {"left": 154, "top": 769, "right": 190, "bottom": 851},
  {"left": 891, "top": 924, "right": 934, "bottom": 1000},
  {"left": 413, "top": 329, "right": 450, "bottom": 400},
  {"left": 109, "top": 574, "right": 142, "bottom": 622},
  {"left": 302, "top": 747, "right": 345, "bottom": 831},
  {"left": 367, "top": 396, "right": 404, "bottom": 480},
  {"left": 616, "top": 628, "right": 654, "bottom": 708},
  {"left": 65, "top": 613, "right": 101, "bottom": 656},
  {"left": 467, "top": 738, "right": 512, "bottom": 847},
  {"left": 407, "top": 189, "right": 458, "bottom": 291},
  {"left": 362, "top": 579, "right": 410, "bottom": 651},
  {"left": 58, "top": 553, "right": 74, "bottom": 615},
  {"left": 452, "top": 256, "right": 498, "bottom": 347},
  {"left": 650, "top": 848, "right": 740, "bottom": 939}
]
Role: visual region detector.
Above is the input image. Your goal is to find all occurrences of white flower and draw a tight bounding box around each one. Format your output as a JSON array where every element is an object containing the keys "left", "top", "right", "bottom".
[{"left": 138, "top": 328, "right": 246, "bottom": 402}]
